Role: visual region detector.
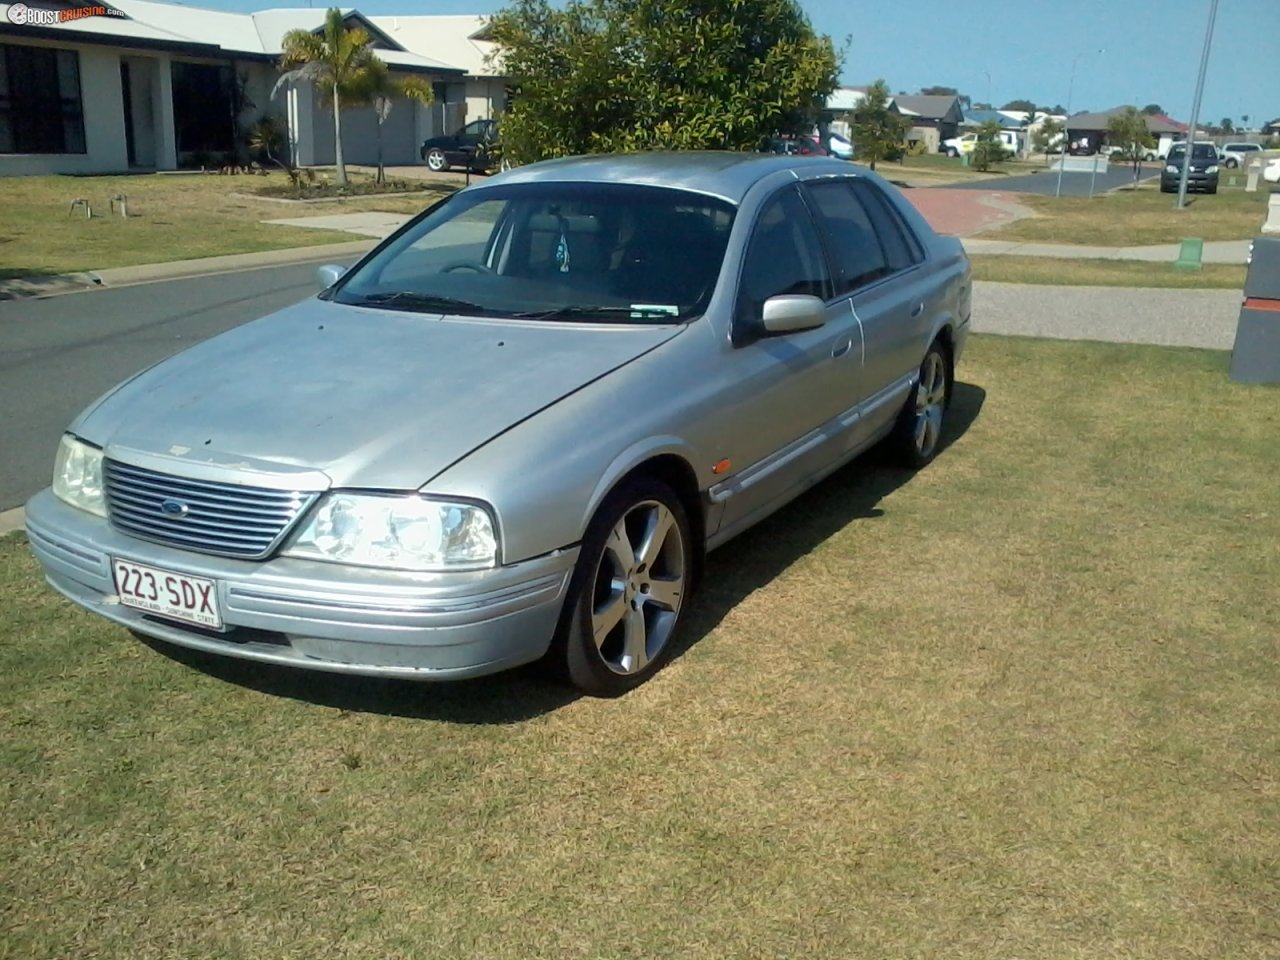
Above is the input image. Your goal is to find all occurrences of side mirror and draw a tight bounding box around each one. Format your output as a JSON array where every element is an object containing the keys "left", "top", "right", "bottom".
[
  {"left": 761, "top": 294, "right": 826, "bottom": 334},
  {"left": 316, "top": 264, "right": 347, "bottom": 290}
]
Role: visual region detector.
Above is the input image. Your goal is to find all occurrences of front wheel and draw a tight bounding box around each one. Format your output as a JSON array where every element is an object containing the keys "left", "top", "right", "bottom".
[
  {"left": 425, "top": 148, "right": 449, "bottom": 173},
  {"left": 888, "top": 341, "right": 952, "bottom": 468},
  {"left": 1224, "top": 158, "right": 1238, "bottom": 169},
  {"left": 558, "top": 479, "right": 693, "bottom": 697}
]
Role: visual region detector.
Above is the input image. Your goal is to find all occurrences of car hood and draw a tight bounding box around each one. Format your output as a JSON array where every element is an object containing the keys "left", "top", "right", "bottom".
[{"left": 73, "top": 299, "right": 683, "bottom": 491}]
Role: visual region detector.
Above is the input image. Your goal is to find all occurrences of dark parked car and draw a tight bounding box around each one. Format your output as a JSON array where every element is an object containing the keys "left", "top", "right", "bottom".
[
  {"left": 420, "top": 119, "right": 498, "bottom": 173},
  {"left": 1160, "top": 142, "right": 1220, "bottom": 194}
]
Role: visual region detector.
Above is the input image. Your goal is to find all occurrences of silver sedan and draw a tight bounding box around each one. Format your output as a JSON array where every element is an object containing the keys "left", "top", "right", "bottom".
[{"left": 26, "top": 152, "right": 970, "bottom": 697}]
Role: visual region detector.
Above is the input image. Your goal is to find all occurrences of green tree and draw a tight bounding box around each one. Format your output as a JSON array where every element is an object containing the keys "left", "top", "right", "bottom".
[
  {"left": 346, "top": 59, "right": 434, "bottom": 183},
  {"left": 1001, "top": 98, "right": 1037, "bottom": 113},
  {"left": 969, "top": 119, "right": 1009, "bottom": 171},
  {"left": 1219, "top": 117, "right": 1234, "bottom": 134},
  {"left": 850, "top": 79, "right": 907, "bottom": 171},
  {"left": 274, "top": 8, "right": 378, "bottom": 186},
  {"left": 1105, "top": 106, "right": 1154, "bottom": 181},
  {"left": 1141, "top": 103, "right": 1163, "bottom": 116},
  {"left": 487, "top": 0, "right": 839, "bottom": 164}
]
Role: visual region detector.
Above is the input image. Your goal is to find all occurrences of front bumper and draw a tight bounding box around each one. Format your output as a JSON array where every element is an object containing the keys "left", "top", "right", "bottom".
[
  {"left": 1162, "top": 171, "right": 1218, "bottom": 190},
  {"left": 25, "top": 489, "right": 577, "bottom": 680}
]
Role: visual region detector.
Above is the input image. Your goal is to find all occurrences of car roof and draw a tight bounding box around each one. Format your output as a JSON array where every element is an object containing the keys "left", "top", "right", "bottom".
[{"left": 479, "top": 151, "right": 855, "bottom": 204}]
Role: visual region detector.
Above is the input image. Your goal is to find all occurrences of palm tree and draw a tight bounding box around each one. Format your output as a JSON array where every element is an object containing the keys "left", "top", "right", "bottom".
[
  {"left": 346, "top": 58, "right": 434, "bottom": 184},
  {"left": 273, "top": 7, "right": 377, "bottom": 186}
]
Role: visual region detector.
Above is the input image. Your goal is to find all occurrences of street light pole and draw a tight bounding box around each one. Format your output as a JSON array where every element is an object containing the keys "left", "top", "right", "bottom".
[{"left": 1176, "top": 0, "right": 1220, "bottom": 209}]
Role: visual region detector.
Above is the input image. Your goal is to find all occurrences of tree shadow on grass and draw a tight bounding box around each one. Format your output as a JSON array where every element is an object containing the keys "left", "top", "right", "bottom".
[{"left": 145, "top": 382, "right": 986, "bottom": 723}]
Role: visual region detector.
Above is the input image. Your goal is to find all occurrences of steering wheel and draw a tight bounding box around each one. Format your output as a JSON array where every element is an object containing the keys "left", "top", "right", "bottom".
[{"left": 440, "top": 261, "right": 495, "bottom": 275}]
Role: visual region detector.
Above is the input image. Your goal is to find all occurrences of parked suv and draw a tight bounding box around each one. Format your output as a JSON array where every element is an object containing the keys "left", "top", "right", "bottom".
[
  {"left": 1218, "top": 142, "right": 1262, "bottom": 169},
  {"left": 420, "top": 119, "right": 498, "bottom": 173},
  {"left": 1160, "top": 142, "right": 1220, "bottom": 194}
]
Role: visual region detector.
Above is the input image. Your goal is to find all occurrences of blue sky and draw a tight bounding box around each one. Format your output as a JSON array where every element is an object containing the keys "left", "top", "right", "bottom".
[{"left": 196, "top": 0, "right": 1278, "bottom": 128}]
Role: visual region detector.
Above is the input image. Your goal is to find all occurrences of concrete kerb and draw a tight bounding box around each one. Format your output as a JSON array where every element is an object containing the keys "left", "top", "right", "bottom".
[
  {"left": 0, "top": 507, "right": 25, "bottom": 537},
  {"left": 0, "top": 239, "right": 377, "bottom": 302}
]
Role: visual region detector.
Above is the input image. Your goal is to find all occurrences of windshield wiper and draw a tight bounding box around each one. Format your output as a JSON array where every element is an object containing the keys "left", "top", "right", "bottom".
[
  {"left": 349, "top": 291, "right": 489, "bottom": 314},
  {"left": 512, "top": 305, "right": 683, "bottom": 322}
]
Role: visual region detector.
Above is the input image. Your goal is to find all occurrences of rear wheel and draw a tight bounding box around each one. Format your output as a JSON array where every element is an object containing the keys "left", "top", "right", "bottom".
[
  {"left": 558, "top": 479, "right": 693, "bottom": 697},
  {"left": 888, "top": 340, "right": 952, "bottom": 469},
  {"left": 425, "top": 148, "right": 449, "bottom": 173}
]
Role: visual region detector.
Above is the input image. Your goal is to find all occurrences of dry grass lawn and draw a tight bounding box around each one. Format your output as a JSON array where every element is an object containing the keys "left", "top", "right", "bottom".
[
  {"left": 980, "top": 181, "right": 1275, "bottom": 246},
  {"left": 1, "top": 336, "right": 1277, "bottom": 959},
  {"left": 969, "top": 254, "right": 1247, "bottom": 289},
  {"left": 0, "top": 172, "right": 454, "bottom": 278}
]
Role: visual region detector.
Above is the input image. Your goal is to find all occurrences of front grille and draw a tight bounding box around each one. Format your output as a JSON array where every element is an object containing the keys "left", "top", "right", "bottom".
[{"left": 103, "top": 459, "right": 317, "bottom": 560}]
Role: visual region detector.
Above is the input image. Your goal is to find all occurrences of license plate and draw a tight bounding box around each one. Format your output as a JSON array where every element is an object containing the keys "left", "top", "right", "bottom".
[{"left": 111, "top": 558, "right": 222, "bottom": 629}]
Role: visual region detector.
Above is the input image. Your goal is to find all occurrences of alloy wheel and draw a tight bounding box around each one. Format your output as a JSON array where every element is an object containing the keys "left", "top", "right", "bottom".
[
  {"left": 914, "top": 351, "right": 948, "bottom": 458},
  {"left": 589, "top": 500, "right": 686, "bottom": 676}
]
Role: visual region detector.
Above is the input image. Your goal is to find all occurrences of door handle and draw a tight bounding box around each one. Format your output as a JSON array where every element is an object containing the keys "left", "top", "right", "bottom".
[
  {"left": 911, "top": 301, "right": 926, "bottom": 318},
  {"left": 831, "top": 337, "right": 853, "bottom": 359}
]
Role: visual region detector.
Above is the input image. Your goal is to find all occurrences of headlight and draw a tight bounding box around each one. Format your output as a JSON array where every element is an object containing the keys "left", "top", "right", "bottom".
[
  {"left": 52, "top": 434, "right": 106, "bottom": 517},
  {"left": 1206, "top": 164, "right": 1219, "bottom": 174},
  {"left": 1165, "top": 164, "right": 1179, "bottom": 173},
  {"left": 285, "top": 493, "right": 498, "bottom": 571}
]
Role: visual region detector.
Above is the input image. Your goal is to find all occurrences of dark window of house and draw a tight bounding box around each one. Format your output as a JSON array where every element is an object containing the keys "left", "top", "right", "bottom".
[
  {"left": 170, "top": 61, "right": 234, "bottom": 157},
  {"left": 0, "top": 43, "right": 86, "bottom": 154}
]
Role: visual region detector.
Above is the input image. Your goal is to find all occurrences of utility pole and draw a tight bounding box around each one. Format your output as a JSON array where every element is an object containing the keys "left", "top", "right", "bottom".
[{"left": 1177, "top": 0, "right": 1220, "bottom": 209}]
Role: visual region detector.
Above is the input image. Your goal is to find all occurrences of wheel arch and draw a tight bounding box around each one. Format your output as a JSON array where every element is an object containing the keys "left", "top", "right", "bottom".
[{"left": 582, "top": 440, "right": 707, "bottom": 578}]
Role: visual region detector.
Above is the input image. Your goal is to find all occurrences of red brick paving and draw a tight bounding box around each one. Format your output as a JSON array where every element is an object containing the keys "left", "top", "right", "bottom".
[{"left": 902, "top": 188, "right": 1033, "bottom": 237}]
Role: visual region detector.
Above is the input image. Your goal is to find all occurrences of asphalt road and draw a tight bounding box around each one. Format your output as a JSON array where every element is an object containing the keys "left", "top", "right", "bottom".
[
  {"left": 942, "top": 164, "right": 1158, "bottom": 196},
  {"left": 0, "top": 259, "right": 342, "bottom": 511}
]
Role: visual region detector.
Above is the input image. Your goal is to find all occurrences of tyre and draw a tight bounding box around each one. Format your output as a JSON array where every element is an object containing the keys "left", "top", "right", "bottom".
[
  {"left": 946, "top": 148, "right": 959, "bottom": 158},
  {"left": 425, "top": 148, "right": 449, "bottom": 173},
  {"left": 557, "top": 478, "right": 693, "bottom": 697},
  {"left": 1225, "top": 157, "right": 1238, "bottom": 169},
  {"left": 888, "top": 340, "right": 952, "bottom": 469},
  {"left": 1206, "top": 185, "right": 1218, "bottom": 194}
]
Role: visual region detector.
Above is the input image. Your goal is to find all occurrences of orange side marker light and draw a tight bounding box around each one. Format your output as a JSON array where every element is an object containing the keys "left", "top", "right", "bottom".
[{"left": 712, "top": 459, "right": 732, "bottom": 476}]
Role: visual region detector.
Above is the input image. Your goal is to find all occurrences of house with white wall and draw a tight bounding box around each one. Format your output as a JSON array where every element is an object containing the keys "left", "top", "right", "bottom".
[
  {"left": 0, "top": 0, "right": 501, "bottom": 175},
  {"left": 370, "top": 15, "right": 506, "bottom": 136}
]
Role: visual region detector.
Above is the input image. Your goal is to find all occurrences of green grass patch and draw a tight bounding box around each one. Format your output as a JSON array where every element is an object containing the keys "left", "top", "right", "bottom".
[
  {"left": 0, "top": 173, "right": 454, "bottom": 278},
  {"left": 981, "top": 181, "right": 1275, "bottom": 245},
  {"left": 2, "top": 336, "right": 1278, "bottom": 958},
  {"left": 970, "top": 254, "right": 1246, "bottom": 288}
]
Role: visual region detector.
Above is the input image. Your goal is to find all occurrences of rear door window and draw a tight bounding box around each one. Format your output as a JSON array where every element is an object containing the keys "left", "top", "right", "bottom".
[
  {"left": 803, "top": 179, "right": 916, "bottom": 293},
  {"left": 852, "top": 181, "right": 924, "bottom": 269}
]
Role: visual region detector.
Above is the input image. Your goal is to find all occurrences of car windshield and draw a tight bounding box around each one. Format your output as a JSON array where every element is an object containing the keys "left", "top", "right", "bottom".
[
  {"left": 1169, "top": 144, "right": 1217, "bottom": 160},
  {"left": 333, "top": 182, "right": 736, "bottom": 323}
]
